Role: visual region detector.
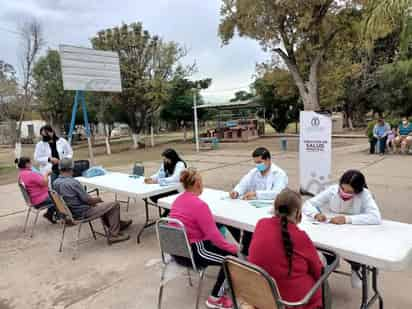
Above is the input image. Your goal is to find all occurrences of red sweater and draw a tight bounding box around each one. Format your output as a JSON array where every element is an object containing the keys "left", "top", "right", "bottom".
[
  {"left": 248, "top": 217, "right": 323, "bottom": 309},
  {"left": 170, "top": 191, "right": 237, "bottom": 254}
]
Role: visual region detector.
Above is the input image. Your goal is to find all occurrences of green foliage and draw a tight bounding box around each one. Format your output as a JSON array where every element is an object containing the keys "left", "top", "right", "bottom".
[
  {"left": 91, "top": 22, "right": 193, "bottom": 134},
  {"left": 230, "top": 91, "right": 254, "bottom": 102},
  {"left": 0, "top": 60, "right": 18, "bottom": 121},
  {"left": 253, "top": 68, "right": 301, "bottom": 133},
  {"left": 33, "top": 50, "right": 73, "bottom": 128}
]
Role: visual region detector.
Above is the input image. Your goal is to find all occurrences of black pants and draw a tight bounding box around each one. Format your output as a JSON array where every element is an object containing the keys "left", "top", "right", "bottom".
[
  {"left": 150, "top": 190, "right": 179, "bottom": 217},
  {"left": 370, "top": 137, "right": 387, "bottom": 154},
  {"left": 224, "top": 226, "right": 253, "bottom": 256},
  {"left": 174, "top": 240, "right": 235, "bottom": 297},
  {"left": 34, "top": 196, "right": 57, "bottom": 218}
]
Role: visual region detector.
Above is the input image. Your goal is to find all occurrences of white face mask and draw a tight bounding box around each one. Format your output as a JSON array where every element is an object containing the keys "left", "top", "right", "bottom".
[{"left": 403, "top": 121, "right": 409, "bottom": 125}]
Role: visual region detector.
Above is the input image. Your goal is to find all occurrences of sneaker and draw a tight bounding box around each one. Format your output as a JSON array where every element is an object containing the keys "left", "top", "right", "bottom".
[
  {"left": 206, "top": 295, "right": 233, "bottom": 309},
  {"left": 108, "top": 232, "right": 130, "bottom": 244},
  {"left": 351, "top": 269, "right": 362, "bottom": 289},
  {"left": 120, "top": 219, "right": 133, "bottom": 231}
]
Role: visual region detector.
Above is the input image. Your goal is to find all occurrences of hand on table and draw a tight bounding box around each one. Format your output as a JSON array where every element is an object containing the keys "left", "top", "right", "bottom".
[
  {"left": 144, "top": 178, "right": 157, "bottom": 184},
  {"left": 329, "top": 216, "right": 346, "bottom": 225},
  {"left": 314, "top": 214, "right": 327, "bottom": 222},
  {"left": 229, "top": 191, "right": 239, "bottom": 199},
  {"left": 242, "top": 192, "right": 256, "bottom": 200}
]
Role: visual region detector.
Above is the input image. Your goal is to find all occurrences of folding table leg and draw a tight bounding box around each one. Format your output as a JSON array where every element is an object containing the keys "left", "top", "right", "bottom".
[
  {"left": 372, "top": 268, "right": 383, "bottom": 309},
  {"left": 360, "top": 265, "right": 369, "bottom": 309},
  {"left": 359, "top": 265, "right": 383, "bottom": 309},
  {"left": 136, "top": 199, "right": 151, "bottom": 244}
]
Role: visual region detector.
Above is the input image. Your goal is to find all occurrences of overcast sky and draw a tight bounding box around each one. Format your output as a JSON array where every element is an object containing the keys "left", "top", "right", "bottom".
[{"left": 0, "top": 0, "right": 269, "bottom": 102}]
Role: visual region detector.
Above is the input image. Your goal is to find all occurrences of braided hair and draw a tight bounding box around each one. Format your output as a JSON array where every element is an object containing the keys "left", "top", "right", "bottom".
[{"left": 275, "top": 189, "right": 302, "bottom": 277}]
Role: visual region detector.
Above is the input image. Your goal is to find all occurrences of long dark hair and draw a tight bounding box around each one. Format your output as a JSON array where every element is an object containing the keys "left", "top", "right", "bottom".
[
  {"left": 274, "top": 188, "right": 302, "bottom": 276},
  {"left": 162, "top": 148, "right": 186, "bottom": 176},
  {"left": 40, "top": 124, "right": 58, "bottom": 141},
  {"left": 339, "top": 170, "right": 367, "bottom": 194}
]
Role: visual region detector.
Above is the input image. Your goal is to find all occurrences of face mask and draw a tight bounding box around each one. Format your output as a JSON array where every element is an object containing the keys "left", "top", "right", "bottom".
[
  {"left": 256, "top": 162, "right": 267, "bottom": 172},
  {"left": 42, "top": 135, "right": 51, "bottom": 142},
  {"left": 339, "top": 187, "right": 354, "bottom": 201}
]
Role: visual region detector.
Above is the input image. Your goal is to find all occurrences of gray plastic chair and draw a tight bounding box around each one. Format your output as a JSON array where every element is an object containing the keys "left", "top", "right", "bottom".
[
  {"left": 156, "top": 217, "right": 205, "bottom": 309},
  {"left": 18, "top": 181, "right": 50, "bottom": 238},
  {"left": 223, "top": 249, "right": 339, "bottom": 309},
  {"left": 49, "top": 190, "right": 109, "bottom": 260}
]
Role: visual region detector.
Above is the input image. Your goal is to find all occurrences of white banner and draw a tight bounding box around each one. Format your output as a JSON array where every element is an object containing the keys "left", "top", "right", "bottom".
[{"left": 299, "top": 111, "right": 332, "bottom": 195}]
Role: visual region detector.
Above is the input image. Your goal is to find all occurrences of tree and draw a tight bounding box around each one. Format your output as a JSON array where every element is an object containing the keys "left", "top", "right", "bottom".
[
  {"left": 219, "top": 0, "right": 358, "bottom": 111},
  {"left": 230, "top": 90, "right": 254, "bottom": 102},
  {"left": 91, "top": 22, "right": 194, "bottom": 148},
  {"left": 15, "top": 20, "right": 44, "bottom": 157},
  {"left": 253, "top": 68, "right": 300, "bottom": 133},
  {"left": 33, "top": 49, "right": 73, "bottom": 132},
  {"left": 0, "top": 60, "right": 18, "bottom": 120}
]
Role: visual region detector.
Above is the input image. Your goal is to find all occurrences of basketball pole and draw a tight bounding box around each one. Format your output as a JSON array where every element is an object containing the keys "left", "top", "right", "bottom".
[{"left": 68, "top": 90, "right": 95, "bottom": 165}]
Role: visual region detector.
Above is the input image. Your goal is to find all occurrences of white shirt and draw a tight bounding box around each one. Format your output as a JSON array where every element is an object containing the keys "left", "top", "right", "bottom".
[
  {"left": 151, "top": 161, "right": 186, "bottom": 185},
  {"left": 34, "top": 138, "right": 73, "bottom": 174},
  {"left": 234, "top": 163, "right": 288, "bottom": 200},
  {"left": 303, "top": 184, "right": 382, "bottom": 225}
]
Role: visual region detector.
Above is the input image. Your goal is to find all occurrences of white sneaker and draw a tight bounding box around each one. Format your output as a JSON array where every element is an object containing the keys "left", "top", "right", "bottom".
[{"left": 351, "top": 270, "right": 362, "bottom": 289}]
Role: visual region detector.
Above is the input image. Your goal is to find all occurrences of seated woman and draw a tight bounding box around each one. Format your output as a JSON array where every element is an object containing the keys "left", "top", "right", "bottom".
[
  {"left": 17, "top": 157, "right": 57, "bottom": 223},
  {"left": 303, "top": 169, "right": 382, "bottom": 288},
  {"left": 145, "top": 148, "right": 187, "bottom": 216},
  {"left": 249, "top": 188, "right": 323, "bottom": 309},
  {"left": 169, "top": 168, "right": 238, "bottom": 309}
]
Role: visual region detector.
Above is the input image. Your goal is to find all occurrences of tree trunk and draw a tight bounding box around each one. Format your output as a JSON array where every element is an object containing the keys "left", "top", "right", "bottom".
[
  {"left": 183, "top": 124, "right": 187, "bottom": 142},
  {"left": 104, "top": 124, "right": 111, "bottom": 155},
  {"left": 132, "top": 133, "right": 139, "bottom": 149}
]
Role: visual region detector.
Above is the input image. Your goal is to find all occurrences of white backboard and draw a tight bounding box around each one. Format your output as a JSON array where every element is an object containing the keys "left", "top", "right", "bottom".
[{"left": 59, "top": 45, "right": 122, "bottom": 92}]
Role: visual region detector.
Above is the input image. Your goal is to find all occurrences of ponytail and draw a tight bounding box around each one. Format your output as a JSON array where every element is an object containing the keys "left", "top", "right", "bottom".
[{"left": 280, "top": 211, "right": 294, "bottom": 276}]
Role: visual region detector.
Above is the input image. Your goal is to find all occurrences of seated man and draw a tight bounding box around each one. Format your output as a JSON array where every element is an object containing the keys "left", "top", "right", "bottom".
[
  {"left": 394, "top": 117, "right": 412, "bottom": 154},
  {"left": 54, "top": 158, "right": 132, "bottom": 244},
  {"left": 228, "top": 147, "right": 289, "bottom": 255}
]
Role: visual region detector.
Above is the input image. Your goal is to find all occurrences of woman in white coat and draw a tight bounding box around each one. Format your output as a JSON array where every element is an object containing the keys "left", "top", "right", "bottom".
[
  {"left": 34, "top": 125, "right": 73, "bottom": 183},
  {"left": 303, "top": 169, "right": 382, "bottom": 289}
]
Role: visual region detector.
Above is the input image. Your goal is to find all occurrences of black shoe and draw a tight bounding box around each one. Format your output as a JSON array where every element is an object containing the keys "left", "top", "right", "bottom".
[
  {"left": 108, "top": 232, "right": 130, "bottom": 244},
  {"left": 43, "top": 212, "right": 57, "bottom": 224},
  {"left": 120, "top": 220, "right": 133, "bottom": 231}
]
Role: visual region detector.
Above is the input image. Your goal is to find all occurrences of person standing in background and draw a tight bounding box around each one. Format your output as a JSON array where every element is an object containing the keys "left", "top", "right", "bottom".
[{"left": 34, "top": 125, "right": 73, "bottom": 183}]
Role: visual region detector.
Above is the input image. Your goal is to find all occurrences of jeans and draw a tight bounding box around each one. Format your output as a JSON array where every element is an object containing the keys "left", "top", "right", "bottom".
[{"left": 370, "top": 136, "right": 387, "bottom": 154}]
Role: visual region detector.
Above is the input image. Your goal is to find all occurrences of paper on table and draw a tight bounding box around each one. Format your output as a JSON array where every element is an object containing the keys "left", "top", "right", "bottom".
[{"left": 249, "top": 200, "right": 274, "bottom": 208}]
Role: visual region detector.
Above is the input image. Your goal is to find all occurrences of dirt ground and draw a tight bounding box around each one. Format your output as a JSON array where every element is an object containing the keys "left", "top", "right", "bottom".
[{"left": 1, "top": 137, "right": 412, "bottom": 309}]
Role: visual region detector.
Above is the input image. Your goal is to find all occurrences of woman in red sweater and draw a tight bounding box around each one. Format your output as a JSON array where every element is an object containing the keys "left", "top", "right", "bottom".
[
  {"left": 170, "top": 168, "right": 238, "bottom": 309},
  {"left": 248, "top": 188, "right": 323, "bottom": 309}
]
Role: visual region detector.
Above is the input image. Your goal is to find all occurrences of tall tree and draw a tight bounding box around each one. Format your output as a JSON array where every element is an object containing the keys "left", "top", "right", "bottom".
[
  {"left": 219, "top": 0, "right": 357, "bottom": 110},
  {"left": 15, "top": 20, "right": 44, "bottom": 157},
  {"left": 91, "top": 22, "right": 194, "bottom": 148},
  {"left": 33, "top": 49, "right": 73, "bottom": 132},
  {"left": 230, "top": 90, "right": 254, "bottom": 102}
]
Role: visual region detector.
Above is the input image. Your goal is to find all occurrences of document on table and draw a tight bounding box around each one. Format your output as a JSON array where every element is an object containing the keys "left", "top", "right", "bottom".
[{"left": 248, "top": 200, "right": 274, "bottom": 208}]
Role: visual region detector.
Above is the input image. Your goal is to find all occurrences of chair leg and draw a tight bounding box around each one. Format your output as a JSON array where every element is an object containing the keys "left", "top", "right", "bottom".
[
  {"left": 158, "top": 264, "right": 168, "bottom": 309},
  {"left": 30, "top": 210, "right": 40, "bottom": 238},
  {"left": 23, "top": 207, "right": 31, "bottom": 233},
  {"left": 195, "top": 270, "right": 206, "bottom": 309},
  {"left": 89, "top": 221, "right": 97, "bottom": 240},
  {"left": 187, "top": 268, "right": 193, "bottom": 287},
  {"left": 73, "top": 223, "right": 82, "bottom": 260},
  {"left": 59, "top": 223, "right": 67, "bottom": 252},
  {"left": 126, "top": 197, "right": 130, "bottom": 212}
]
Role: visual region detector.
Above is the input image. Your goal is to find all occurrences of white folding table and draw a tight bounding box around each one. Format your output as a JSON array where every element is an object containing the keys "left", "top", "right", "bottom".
[
  {"left": 158, "top": 188, "right": 412, "bottom": 309},
  {"left": 77, "top": 172, "right": 180, "bottom": 243}
]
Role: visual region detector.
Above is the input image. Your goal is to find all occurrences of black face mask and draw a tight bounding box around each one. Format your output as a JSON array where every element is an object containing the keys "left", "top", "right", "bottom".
[{"left": 42, "top": 135, "right": 51, "bottom": 142}]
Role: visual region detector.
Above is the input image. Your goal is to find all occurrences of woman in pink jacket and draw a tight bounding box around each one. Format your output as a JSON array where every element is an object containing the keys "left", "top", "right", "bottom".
[{"left": 170, "top": 168, "right": 238, "bottom": 309}]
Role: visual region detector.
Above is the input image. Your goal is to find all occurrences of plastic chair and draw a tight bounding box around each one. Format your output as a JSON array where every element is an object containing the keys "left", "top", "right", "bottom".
[
  {"left": 49, "top": 190, "right": 110, "bottom": 260},
  {"left": 223, "top": 249, "right": 339, "bottom": 309},
  {"left": 19, "top": 181, "right": 50, "bottom": 238},
  {"left": 156, "top": 217, "right": 205, "bottom": 309}
]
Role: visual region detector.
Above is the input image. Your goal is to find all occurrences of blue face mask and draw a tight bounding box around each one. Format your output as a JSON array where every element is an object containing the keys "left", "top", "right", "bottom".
[{"left": 256, "top": 162, "right": 267, "bottom": 172}]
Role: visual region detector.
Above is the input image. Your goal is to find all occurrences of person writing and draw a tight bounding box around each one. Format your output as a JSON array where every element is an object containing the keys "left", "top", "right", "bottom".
[
  {"left": 54, "top": 158, "right": 132, "bottom": 244},
  {"left": 248, "top": 188, "right": 324, "bottom": 309},
  {"left": 144, "top": 148, "right": 187, "bottom": 216},
  {"left": 228, "top": 147, "right": 288, "bottom": 256},
  {"left": 303, "top": 169, "right": 381, "bottom": 288},
  {"left": 34, "top": 125, "right": 73, "bottom": 183},
  {"left": 169, "top": 168, "right": 238, "bottom": 309},
  {"left": 230, "top": 147, "right": 288, "bottom": 200},
  {"left": 17, "top": 157, "right": 57, "bottom": 223}
]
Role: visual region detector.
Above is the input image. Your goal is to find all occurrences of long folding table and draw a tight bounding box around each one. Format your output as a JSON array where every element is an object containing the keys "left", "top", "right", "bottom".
[
  {"left": 77, "top": 172, "right": 180, "bottom": 243},
  {"left": 158, "top": 188, "right": 412, "bottom": 309}
]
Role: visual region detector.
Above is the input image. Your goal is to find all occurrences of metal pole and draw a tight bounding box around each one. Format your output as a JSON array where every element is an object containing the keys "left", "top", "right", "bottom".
[
  {"left": 80, "top": 91, "right": 95, "bottom": 165},
  {"left": 193, "top": 89, "right": 200, "bottom": 152},
  {"left": 68, "top": 91, "right": 80, "bottom": 144}
]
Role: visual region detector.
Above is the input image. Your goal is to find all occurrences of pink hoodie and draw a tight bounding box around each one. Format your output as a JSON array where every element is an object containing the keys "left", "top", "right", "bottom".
[{"left": 170, "top": 191, "right": 237, "bottom": 254}]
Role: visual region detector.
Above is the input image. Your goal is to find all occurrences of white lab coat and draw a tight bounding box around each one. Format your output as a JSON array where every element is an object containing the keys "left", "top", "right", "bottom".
[
  {"left": 151, "top": 161, "right": 186, "bottom": 185},
  {"left": 34, "top": 138, "right": 73, "bottom": 174},
  {"left": 234, "top": 163, "right": 288, "bottom": 200},
  {"left": 303, "top": 184, "right": 382, "bottom": 225}
]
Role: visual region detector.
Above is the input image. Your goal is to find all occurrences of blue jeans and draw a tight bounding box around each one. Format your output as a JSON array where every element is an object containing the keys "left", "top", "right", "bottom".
[{"left": 370, "top": 137, "right": 387, "bottom": 154}]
